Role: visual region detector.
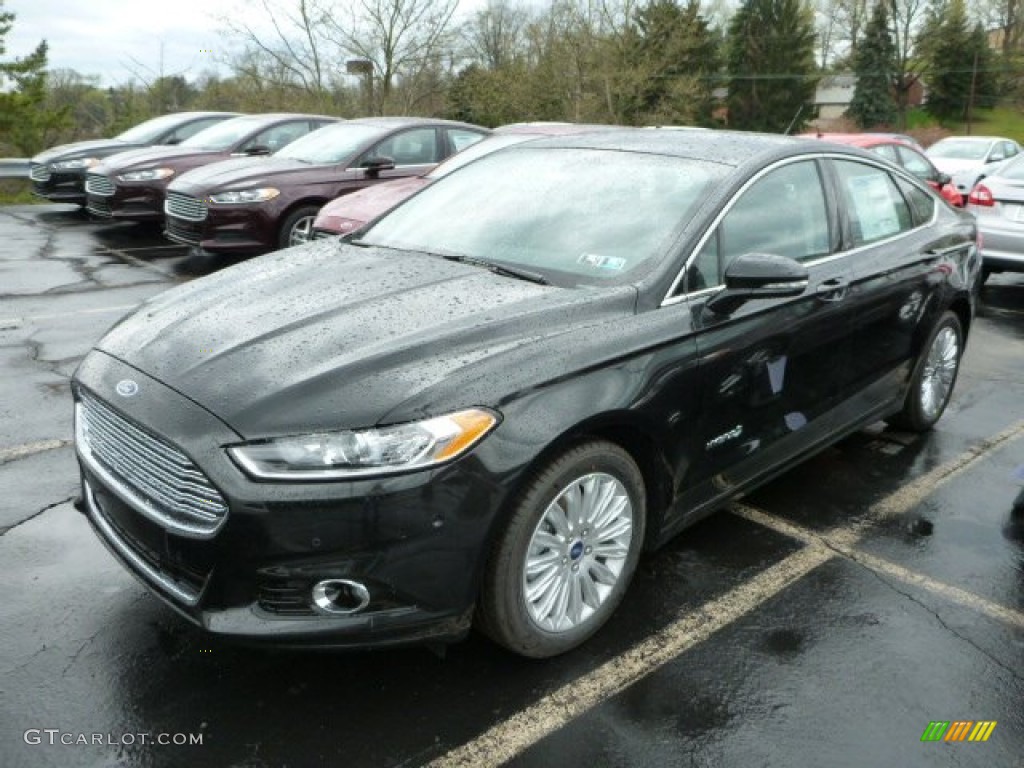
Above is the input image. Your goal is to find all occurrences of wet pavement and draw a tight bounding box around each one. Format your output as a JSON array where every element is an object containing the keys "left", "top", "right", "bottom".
[{"left": 1, "top": 204, "right": 1022, "bottom": 768}]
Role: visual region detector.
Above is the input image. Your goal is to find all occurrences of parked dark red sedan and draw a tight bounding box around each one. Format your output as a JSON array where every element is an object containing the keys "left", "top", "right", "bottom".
[
  {"left": 163, "top": 117, "right": 488, "bottom": 253},
  {"left": 801, "top": 133, "right": 963, "bottom": 208},
  {"left": 84, "top": 114, "right": 339, "bottom": 222},
  {"left": 312, "top": 122, "right": 620, "bottom": 239},
  {"left": 29, "top": 112, "right": 240, "bottom": 205}
]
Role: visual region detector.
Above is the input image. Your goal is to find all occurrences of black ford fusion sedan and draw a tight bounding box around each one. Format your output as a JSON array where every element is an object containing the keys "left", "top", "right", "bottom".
[{"left": 73, "top": 130, "right": 979, "bottom": 657}]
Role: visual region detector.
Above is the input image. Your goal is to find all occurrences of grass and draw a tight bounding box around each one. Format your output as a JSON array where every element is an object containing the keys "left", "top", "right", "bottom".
[
  {"left": 0, "top": 179, "right": 39, "bottom": 204},
  {"left": 905, "top": 106, "right": 1024, "bottom": 141}
]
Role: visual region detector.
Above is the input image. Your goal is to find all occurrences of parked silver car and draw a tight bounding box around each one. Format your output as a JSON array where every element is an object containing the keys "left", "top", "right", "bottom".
[
  {"left": 927, "top": 136, "right": 1022, "bottom": 204},
  {"left": 966, "top": 154, "right": 1024, "bottom": 280}
]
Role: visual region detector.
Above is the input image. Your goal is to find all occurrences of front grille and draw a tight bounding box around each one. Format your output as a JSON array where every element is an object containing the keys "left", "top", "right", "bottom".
[
  {"left": 30, "top": 164, "right": 51, "bottom": 182},
  {"left": 77, "top": 391, "right": 228, "bottom": 536},
  {"left": 165, "top": 216, "right": 202, "bottom": 245},
  {"left": 166, "top": 192, "right": 208, "bottom": 222},
  {"left": 85, "top": 173, "right": 115, "bottom": 196},
  {"left": 258, "top": 575, "right": 315, "bottom": 615},
  {"left": 86, "top": 197, "right": 112, "bottom": 218}
]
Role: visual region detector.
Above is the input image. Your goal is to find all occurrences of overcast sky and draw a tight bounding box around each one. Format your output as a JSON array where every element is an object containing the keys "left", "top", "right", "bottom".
[{"left": 4, "top": 0, "right": 487, "bottom": 86}]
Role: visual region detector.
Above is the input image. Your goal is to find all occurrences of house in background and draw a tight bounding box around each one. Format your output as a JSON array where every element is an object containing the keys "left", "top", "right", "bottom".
[{"left": 809, "top": 74, "right": 926, "bottom": 129}]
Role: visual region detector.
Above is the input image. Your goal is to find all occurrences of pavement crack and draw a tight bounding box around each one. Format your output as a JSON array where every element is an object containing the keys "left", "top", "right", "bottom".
[
  {"left": 61, "top": 623, "right": 105, "bottom": 677},
  {"left": 0, "top": 495, "right": 75, "bottom": 537}
]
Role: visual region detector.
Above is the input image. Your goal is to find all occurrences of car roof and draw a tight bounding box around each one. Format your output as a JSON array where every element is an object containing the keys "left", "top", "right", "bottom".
[
  {"left": 234, "top": 113, "right": 341, "bottom": 122},
  {"left": 799, "top": 132, "right": 915, "bottom": 149},
  {"left": 347, "top": 116, "right": 488, "bottom": 131},
  {"left": 932, "top": 135, "right": 1004, "bottom": 143},
  {"left": 519, "top": 129, "right": 801, "bottom": 167}
]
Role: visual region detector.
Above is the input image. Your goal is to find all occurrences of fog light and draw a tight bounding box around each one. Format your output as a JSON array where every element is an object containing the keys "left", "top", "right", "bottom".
[{"left": 311, "top": 579, "right": 370, "bottom": 615}]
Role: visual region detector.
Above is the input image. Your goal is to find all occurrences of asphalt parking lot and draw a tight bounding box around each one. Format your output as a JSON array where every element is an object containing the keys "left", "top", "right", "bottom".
[{"left": 1, "top": 204, "right": 1022, "bottom": 768}]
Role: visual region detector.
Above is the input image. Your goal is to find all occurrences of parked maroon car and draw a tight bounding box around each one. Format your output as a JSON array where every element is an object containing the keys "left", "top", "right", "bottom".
[
  {"left": 29, "top": 112, "right": 240, "bottom": 205},
  {"left": 311, "top": 122, "right": 620, "bottom": 239},
  {"left": 801, "top": 132, "right": 963, "bottom": 208},
  {"left": 84, "top": 114, "right": 339, "bottom": 222},
  {"left": 163, "top": 117, "right": 488, "bottom": 253}
]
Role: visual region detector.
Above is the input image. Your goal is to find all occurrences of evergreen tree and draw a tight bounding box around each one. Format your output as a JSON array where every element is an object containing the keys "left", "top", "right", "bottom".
[
  {"left": 847, "top": 2, "right": 897, "bottom": 127},
  {"left": 726, "top": 0, "right": 818, "bottom": 132},
  {"left": 967, "top": 22, "right": 998, "bottom": 111},
  {"left": 0, "top": 1, "right": 70, "bottom": 154},
  {"left": 921, "top": 0, "right": 973, "bottom": 120}
]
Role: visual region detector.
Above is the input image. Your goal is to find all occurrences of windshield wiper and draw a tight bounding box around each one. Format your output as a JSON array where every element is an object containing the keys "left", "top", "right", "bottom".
[{"left": 440, "top": 252, "right": 549, "bottom": 285}]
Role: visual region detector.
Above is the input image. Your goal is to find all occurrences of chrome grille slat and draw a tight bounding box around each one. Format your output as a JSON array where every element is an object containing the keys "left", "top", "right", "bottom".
[
  {"left": 165, "top": 192, "right": 208, "bottom": 222},
  {"left": 30, "top": 164, "right": 51, "bottom": 182},
  {"left": 86, "top": 173, "right": 115, "bottom": 196},
  {"left": 78, "top": 392, "right": 228, "bottom": 535}
]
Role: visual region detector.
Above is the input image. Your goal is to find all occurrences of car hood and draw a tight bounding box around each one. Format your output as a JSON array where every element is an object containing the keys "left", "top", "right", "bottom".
[
  {"left": 170, "top": 156, "right": 318, "bottom": 192},
  {"left": 95, "top": 241, "right": 637, "bottom": 437},
  {"left": 315, "top": 177, "right": 428, "bottom": 232},
  {"left": 92, "top": 146, "right": 220, "bottom": 174},
  {"left": 32, "top": 138, "right": 138, "bottom": 164},
  {"left": 929, "top": 157, "right": 984, "bottom": 175}
]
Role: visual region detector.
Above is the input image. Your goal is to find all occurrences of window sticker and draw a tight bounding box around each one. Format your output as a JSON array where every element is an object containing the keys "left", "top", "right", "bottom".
[
  {"left": 847, "top": 174, "right": 900, "bottom": 241},
  {"left": 578, "top": 253, "right": 627, "bottom": 271}
]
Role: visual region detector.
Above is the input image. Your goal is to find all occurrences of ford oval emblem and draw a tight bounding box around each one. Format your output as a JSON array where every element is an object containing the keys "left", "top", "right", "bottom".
[{"left": 115, "top": 379, "right": 139, "bottom": 397}]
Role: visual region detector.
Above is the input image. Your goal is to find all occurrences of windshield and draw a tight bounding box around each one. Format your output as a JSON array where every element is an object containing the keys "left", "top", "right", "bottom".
[
  {"left": 361, "top": 147, "right": 720, "bottom": 285},
  {"left": 275, "top": 123, "right": 384, "bottom": 164},
  {"left": 927, "top": 140, "right": 991, "bottom": 161},
  {"left": 427, "top": 134, "right": 537, "bottom": 179},
  {"left": 181, "top": 116, "right": 266, "bottom": 150},
  {"left": 116, "top": 114, "right": 200, "bottom": 143}
]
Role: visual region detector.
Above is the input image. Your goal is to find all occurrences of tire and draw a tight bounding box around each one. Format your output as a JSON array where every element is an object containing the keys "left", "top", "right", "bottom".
[
  {"left": 888, "top": 311, "right": 963, "bottom": 432},
  {"left": 477, "top": 441, "right": 646, "bottom": 658},
  {"left": 278, "top": 205, "right": 319, "bottom": 249}
]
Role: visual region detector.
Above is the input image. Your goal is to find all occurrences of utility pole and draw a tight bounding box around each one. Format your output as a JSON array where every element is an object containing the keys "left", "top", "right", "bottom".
[{"left": 966, "top": 50, "right": 978, "bottom": 135}]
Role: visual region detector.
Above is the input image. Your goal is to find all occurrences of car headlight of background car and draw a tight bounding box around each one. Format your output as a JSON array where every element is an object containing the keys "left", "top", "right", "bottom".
[
  {"left": 227, "top": 408, "right": 499, "bottom": 480},
  {"left": 209, "top": 188, "right": 280, "bottom": 204},
  {"left": 52, "top": 158, "right": 99, "bottom": 170},
  {"left": 118, "top": 168, "right": 175, "bottom": 182}
]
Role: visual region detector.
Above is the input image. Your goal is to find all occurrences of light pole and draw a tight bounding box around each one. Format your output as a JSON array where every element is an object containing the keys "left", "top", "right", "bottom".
[{"left": 346, "top": 59, "right": 374, "bottom": 116}]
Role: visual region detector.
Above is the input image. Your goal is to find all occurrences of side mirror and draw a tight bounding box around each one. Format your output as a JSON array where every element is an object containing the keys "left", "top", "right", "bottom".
[
  {"left": 706, "top": 253, "right": 809, "bottom": 316},
  {"left": 988, "top": 153, "right": 1005, "bottom": 164},
  {"left": 361, "top": 156, "right": 396, "bottom": 177},
  {"left": 243, "top": 145, "right": 271, "bottom": 156},
  {"left": 936, "top": 172, "right": 952, "bottom": 186},
  {"left": 164, "top": 137, "right": 182, "bottom": 146}
]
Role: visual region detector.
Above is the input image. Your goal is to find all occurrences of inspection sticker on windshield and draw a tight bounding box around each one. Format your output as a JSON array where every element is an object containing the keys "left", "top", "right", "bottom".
[{"left": 578, "top": 253, "right": 626, "bottom": 271}]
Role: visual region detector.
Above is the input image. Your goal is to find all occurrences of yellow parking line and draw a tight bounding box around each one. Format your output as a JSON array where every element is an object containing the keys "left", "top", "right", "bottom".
[{"left": 428, "top": 546, "right": 832, "bottom": 768}]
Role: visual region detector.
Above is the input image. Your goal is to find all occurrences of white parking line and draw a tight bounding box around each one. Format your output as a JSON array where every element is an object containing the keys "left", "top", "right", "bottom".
[
  {"left": 0, "top": 303, "right": 140, "bottom": 327},
  {"left": 0, "top": 439, "right": 71, "bottom": 465},
  {"left": 731, "top": 504, "right": 1024, "bottom": 630},
  {"left": 428, "top": 546, "right": 832, "bottom": 768},
  {"left": 430, "top": 422, "right": 1024, "bottom": 766}
]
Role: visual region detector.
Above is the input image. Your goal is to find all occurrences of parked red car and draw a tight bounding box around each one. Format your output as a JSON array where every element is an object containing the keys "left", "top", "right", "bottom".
[
  {"left": 164, "top": 117, "right": 488, "bottom": 253},
  {"left": 801, "top": 133, "right": 963, "bottom": 208},
  {"left": 85, "top": 114, "right": 339, "bottom": 222},
  {"left": 312, "top": 122, "right": 621, "bottom": 239}
]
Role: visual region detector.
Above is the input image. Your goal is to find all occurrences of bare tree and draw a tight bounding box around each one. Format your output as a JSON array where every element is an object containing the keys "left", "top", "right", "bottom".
[
  {"left": 461, "top": 0, "right": 531, "bottom": 70},
  {"left": 327, "top": 0, "right": 461, "bottom": 114},
  {"left": 888, "top": 0, "right": 929, "bottom": 126}
]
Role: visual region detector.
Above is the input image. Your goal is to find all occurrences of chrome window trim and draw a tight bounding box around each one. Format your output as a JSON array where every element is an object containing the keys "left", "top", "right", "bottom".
[
  {"left": 83, "top": 479, "right": 201, "bottom": 605},
  {"left": 660, "top": 152, "right": 941, "bottom": 307}
]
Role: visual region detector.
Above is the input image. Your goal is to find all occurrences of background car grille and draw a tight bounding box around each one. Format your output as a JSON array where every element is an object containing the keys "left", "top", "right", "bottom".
[
  {"left": 86, "top": 197, "right": 112, "bottom": 218},
  {"left": 85, "top": 173, "right": 115, "bottom": 196},
  {"left": 77, "top": 391, "right": 228, "bottom": 536},
  {"left": 165, "top": 216, "right": 202, "bottom": 246},
  {"left": 29, "top": 164, "right": 51, "bottom": 182},
  {"left": 165, "top": 192, "right": 208, "bottom": 221}
]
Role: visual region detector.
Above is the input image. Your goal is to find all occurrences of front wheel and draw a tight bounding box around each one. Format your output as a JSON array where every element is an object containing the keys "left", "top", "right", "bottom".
[
  {"left": 889, "top": 311, "right": 963, "bottom": 432},
  {"left": 278, "top": 205, "right": 319, "bottom": 248},
  {"left": 477, "top": 441, "right": 646, "bottom": 658}
]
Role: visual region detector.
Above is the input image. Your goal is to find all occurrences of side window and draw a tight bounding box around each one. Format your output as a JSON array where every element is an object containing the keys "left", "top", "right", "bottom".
[
  {"left": 834, "top": 160, "right": 914, "bottom": 246},
  {"left": 895, "top": 176, "right": 935, "bottom": 226},
  {"left": 447, "top": 129, "right": 486, "bottom": 154},
  {"left": 869, "top": 144, "right": 898, "bottom": 163},
  {"left": 246, "top": 122, "right": 311, "bottom": 153},
  {"left": 896, "top": 146, "right": 935, "bottom": 182},
  {"left": 370, "top": 128, "right": 439, "bottom": 166},
  {"left": 1002, "top": 141, "right": 1018, "bottom": 159}
]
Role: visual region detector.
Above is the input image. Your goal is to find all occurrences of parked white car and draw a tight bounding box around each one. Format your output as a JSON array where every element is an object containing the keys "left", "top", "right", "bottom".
[{"left": 927, "top": 136, "right": 1022, "bottom": 203}]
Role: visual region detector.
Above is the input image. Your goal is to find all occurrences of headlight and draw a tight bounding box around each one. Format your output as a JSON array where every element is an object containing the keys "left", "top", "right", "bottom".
[
  {"left": 118, "top": 167, "right": 174, "bottom": 182},
  {"left": 227, "top": 408, "right": 498, "bottom": 480},
  {"left": 209, "top": 187, "right": 280, "bottom": 204},
  {"left": 52, "top": 158, "right": 99, "bottom": 170}
]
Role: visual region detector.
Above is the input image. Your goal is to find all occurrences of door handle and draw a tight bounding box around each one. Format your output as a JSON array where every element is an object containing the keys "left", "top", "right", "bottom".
[{"left": 815, "top": 277, "right": 848, "bottom": 302}]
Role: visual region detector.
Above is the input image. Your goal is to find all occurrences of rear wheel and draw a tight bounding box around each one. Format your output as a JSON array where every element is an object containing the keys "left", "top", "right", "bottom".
[
  {"left": 279, "top": 205, "right": 319, "bottom": 248},
  {"left": 477, "top": 441, "right": 645, "bottom": 658},
  {"left": 888, "top": 311, "right": 963, "bottom": 432}
]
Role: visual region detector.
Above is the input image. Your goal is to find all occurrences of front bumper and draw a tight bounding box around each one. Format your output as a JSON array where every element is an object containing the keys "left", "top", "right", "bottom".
[
  {"left": 87, "top": 183, "right": 165, "bottom": 221},
  {"left": 164, "top": 204, "right": 277, "bottom": 254},
  {"left": 31, "top": 169, "right": 87, "bottom": 204},
  {"left": 73, "top": 351, "right": 507, "bottom": 648}
]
